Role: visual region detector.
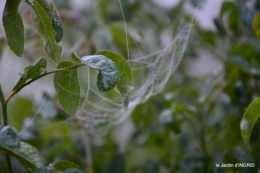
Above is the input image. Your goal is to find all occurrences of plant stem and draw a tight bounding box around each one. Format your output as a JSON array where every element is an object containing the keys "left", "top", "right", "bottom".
[
  {"left": 0, "top": 85, "right": 13, "bottom": 173},
  {"left": 0, "top": 85, "right": 8, "bottom": 126},
  {"left": 5, "top": 63, "right": 85, "bottom": 105}
]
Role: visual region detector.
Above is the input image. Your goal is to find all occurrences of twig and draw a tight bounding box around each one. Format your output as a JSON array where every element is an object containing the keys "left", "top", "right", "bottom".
[
  {"left": 0, "top": 85, "right": 13, "bottom": 173},
  {"left": 5, "top": 63, "right": 85, "bottom": 105},
  {"left": 0, "top": 85, "right": 7, "bottom": 126}
]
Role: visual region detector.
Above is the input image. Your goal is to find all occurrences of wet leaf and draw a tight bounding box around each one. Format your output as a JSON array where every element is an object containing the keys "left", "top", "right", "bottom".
[
  {"left": 52, "top": 10, "right": 63, "bottom": 42},
  {"left": 0, "top": 126, "right": 20, "bottom": 148},
  {"left": 81, "top": 54, "right": 119, "bottom": 92},
  {"left": 0, "top": 141, "right": 44, "bottom": 171},
  {"left": 95, "top": 50, "right": 133, "bottom": 110}
]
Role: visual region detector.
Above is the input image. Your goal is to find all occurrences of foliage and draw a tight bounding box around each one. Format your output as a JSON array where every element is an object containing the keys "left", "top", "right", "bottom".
[{"left": 1, "top": 0, "right": 260, "bottom": 173}]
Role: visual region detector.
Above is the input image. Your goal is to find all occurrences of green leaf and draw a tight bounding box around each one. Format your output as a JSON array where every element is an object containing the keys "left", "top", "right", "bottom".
[
  {"left": 54, "top": 61, "right": 80, "bottom": 115},
  {"left": 71, "top": 52, "right": 81, "bottom": 63},
  {"left": 35, "top": 0, "right": 55, "bottom": 17},
  {"left": 53, "top": 160, "right": 83, "bottom": 172},
  {"left": 13, "top": 58, "right": 47, "bottom": 91},
  {"left": 52, "top": 10, "right": 63, "bottom": 43},
  {"left": 2, "top": 0, "right": 24, "bottom": 56},
  {"left": 253, "top": 12, "right": 260, "bottom": 38},
  {"left": 81, "top": 54, "right": 119, "bottom": 92},
  {"left": 241, "top": 97, "right": 260, "bottom": 145},
  {"left": 0, "top": 141, "right": 44, "bottom": 171},
  {"left": 34, "top": 0, "right": 63, "bottom": 42},
  {"left": 0, "top": 126, "right": 20, "bottom": 147},
  {"left": 95, "top": 50, "right": 133, "bottom": 110},
  {"left": 31, "top": 1, "right": 62, "bottom": 63}
]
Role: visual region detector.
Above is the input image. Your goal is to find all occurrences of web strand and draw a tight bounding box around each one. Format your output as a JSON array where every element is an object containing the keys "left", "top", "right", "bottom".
[
  {"left": 19, "top": 80, "right": 54, "bottom": 135},
  {"left": 75, "top": 1, "right": 194, "bottom": 137}
]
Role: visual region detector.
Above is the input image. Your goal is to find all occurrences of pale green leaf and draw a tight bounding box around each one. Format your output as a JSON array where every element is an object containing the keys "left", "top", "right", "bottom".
[
  {"left": 54, "top": 61, "right": 80, "bottom": 115},
  {"left": 13, "top": 58, "right": 47, "bottom": 91},
  {"left": 95, "top": 50, "right": 133, "bottom": 110},
  {"left": 31, "top": 1, "right": 61, "bottom": 62},
  {"left": 81, "top": 55, "right": 119, "bottom": 92},
  {"left": 0, "top": 141, "right": 44, "bottom": 171},
  {"left": 2, "top": 0, "right": 24, "bottom": 56},
  {"left": 241, "top": 97, "right": 260, "bottom": 145},
  {"left": 0, "top": 126, "right": 20, "bottom": 148},
  {"left": 71, "top": 52, "right": 81, "bottom": 63}
]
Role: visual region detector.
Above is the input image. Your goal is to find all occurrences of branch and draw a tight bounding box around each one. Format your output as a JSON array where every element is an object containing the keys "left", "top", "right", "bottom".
[
  {"left": 5, "top": 63, "right": 85, "bottom": 105},
  {"left": 0, "top": 84, "right": 7, "bottom": 126}
]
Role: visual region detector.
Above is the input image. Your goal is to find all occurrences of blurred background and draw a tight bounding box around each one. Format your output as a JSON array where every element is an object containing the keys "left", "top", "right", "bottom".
[{"left": 1, "top": 0, "right": 260, "bottom": 172}]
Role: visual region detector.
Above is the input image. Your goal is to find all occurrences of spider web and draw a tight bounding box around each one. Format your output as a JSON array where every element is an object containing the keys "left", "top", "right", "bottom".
[{"left": 75, "top": 1, "right": 194, "bottom": 136}]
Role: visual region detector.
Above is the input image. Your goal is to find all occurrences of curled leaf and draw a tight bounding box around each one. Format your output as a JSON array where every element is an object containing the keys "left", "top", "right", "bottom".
[
  {"left": 95, "top": 50, "right": 133, "bottom": 110},
  {"left": 81, "top": 55, "right": 119, "bottom": 92}
]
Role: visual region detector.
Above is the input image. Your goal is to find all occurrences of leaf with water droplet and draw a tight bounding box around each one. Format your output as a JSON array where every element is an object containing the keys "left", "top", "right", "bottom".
[
  {"left": 95, "top": 50, "right": 133, "bottom": 110},
  {"left": 81, "top": 55, "right": 119, "bottom": 92}
]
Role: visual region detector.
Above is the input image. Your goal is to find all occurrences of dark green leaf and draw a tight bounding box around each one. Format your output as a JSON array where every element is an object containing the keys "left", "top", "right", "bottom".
[
  {"left": 241, "top": 97, "right": 260, "bottom": 145},
  {"left": 0, "top": 141, "right": 44, "bottom": 171},
  {"left": 31, "top": 1, "right": 62, "bottom": 62},
  {"left": 95, "top": 50, "right": 133, "bottom": 109},
  {"left": 81, "top": 54, "right": 119, "bottom": 92},
  {"left": 13, "top": 58, "right": 47, "bottom": 91},
  {"left": 54, "top": 61, "right": 80, "bottom": 115},
  {"left": 52, "top": 10, "right": 63, "bottom": 42},
  {"left": 71, "top": 52, "right": 81, "bottom": 63},
  {"left": 253, "top": 12, "right": 260, "bottom": 38},
  {"left": 2, "top": 0, "right": 24, "bottom": 56},
  {"left": 0, "top": 126, "right": 20, "bottom": 147},
  {"left": 53, "top": 160, "right": 83, "bottom": 172}
]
